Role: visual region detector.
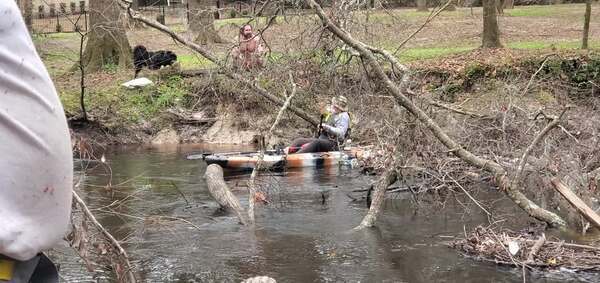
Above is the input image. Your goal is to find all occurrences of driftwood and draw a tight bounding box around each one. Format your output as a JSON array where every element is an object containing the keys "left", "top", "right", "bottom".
[
  {"left": 551, "top": 177, "right": 600, "bottom": 230},
  {"left": 166, "top": 109, "right": 217, "bottom": 124},
  {"left": 452, "top": 226, "right": 600, "bottom": 272},
  {"left": 526, "top": 234, "right": 545, "bottom": 264},
  {"left": 204, "top": 164, "right": 248, "bottom": 225}
]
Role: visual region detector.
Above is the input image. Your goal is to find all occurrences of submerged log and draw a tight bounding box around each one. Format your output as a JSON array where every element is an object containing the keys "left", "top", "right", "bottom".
[
  {"left": 354, "top": 169, "right": 398, "bottom": 229},
  {"left": 204, "top": 164, "right": 248, "bottom": 225}
]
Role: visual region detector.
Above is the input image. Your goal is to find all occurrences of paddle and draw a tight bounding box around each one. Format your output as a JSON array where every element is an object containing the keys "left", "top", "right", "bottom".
[
  {"left": 315, "top": 114, "right": 325, "bottom": 138},
  {"left": 186, "top": 149, "right": 280, "bottom": 160}
]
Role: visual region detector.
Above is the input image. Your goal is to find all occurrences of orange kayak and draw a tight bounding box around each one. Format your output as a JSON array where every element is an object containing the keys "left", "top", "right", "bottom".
[{"left": 199, "top": 149, "right": 361, "bottom": 171}]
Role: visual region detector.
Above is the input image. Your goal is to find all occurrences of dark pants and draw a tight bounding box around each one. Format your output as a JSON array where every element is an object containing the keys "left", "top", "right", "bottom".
[
  {"left": 290, "top": 138, "right": 337, "bottom": 153},
  {"left": 0, "top": 253, "right": 58, "bottom": 283}
]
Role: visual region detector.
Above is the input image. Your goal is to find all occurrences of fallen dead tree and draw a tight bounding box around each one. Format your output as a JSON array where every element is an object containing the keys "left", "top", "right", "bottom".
[
  {"left": 305, "top": 0, "right": 568, "bottom": 229},
  {"left": 551, "top": 178, "right": 600, "bottom": 229},
  {"left": 451, "top": 226, "right": 600, "bottom": 272}
]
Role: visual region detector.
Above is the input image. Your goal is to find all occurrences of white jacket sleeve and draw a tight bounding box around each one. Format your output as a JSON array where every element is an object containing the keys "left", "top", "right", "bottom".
[{"left": 0, "top": 1, "right": 73, "bottom": 261}]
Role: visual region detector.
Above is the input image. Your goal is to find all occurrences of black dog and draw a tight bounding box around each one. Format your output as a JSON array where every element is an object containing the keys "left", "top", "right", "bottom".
[{"left": 133, "top": 45, "right": 178, "bottom": 78}]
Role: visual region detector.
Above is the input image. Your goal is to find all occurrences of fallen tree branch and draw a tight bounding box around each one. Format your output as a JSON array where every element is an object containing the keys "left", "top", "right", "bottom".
[
  {"left": 354, "top": 168, "right": 398, "bottom": 229},
  {"left": 72, "top": 191, "right": 137, "bottom": 283},
  {"left": 247, "top": 73, "right": 297, "bottom": 223},
  {"left": 447, "top": 173, "right": 491, "bottom": 216},
  {"left": 429, "top": 99, "right": 486, "bottom": 119},
  {"left": 453, "top": 226, "right": 600, "bottom": 271},
  {"left": 551, "top": 177, "right": 600, "bottom": 230},
  {"left": 521, "top": 54, "right": 558, "bottom": 96},
  {"left": 513, "top": 108, "right": 567, "bottom": 186},
  {"left": 117, "top": 0, "right": 319, "bottom": 127},
  {"left": 526, "top": 234, "right": 546, "bottom": 264},
  {"left": 306, "top": 0, "right": 566, "bottom": 228}
]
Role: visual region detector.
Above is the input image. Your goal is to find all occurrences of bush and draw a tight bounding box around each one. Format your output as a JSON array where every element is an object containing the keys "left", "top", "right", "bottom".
[{"left": 464, "top": 63, "right": 488, "bottom": 81}]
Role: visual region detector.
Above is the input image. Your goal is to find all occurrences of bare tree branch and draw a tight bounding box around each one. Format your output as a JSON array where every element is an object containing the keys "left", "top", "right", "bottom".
[
  {"left": 521, "top": 54, "right": 558, "bottom": 96},
  {"left": 513, "top": 108, "right": 568, "bottom": 186},
  {"left": 305, "top": 0, "right": 566, "bottom": 228},
  {"left": 72, "top": 191, "right": 137, "bottom": 283},
  {"left": 117, "top": 0, "right": 319, "bottom": 127},
  {"left": 429, "top": 99, "right": 487, "bottom": 118},
  {"left": 247, "top": 73, "right": 297, "bottom": 223},
  {"left": 392, "top": 0, "right": 454, "bottom": 56}
]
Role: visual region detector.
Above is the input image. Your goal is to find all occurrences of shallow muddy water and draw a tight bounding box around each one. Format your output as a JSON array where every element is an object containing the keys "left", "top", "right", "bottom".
[{"left": 50, "top": 144, "right": 599, "bottom": 282}]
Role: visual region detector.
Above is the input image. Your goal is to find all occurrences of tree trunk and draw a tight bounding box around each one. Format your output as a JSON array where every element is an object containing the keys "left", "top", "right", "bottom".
[
  {"left": 504, "top": 0, "right": 514, "bottom": 9},
  {"left": 215, "top": 0, "right": 222, "bottom": 19},
  {"left": 78, "top": 32, "right": 88, "bottom": 122},
  {"left": 496, "top": 0, "right": 504, "bottom": 15},
  {"left": 582, "top": 0, "right": 592, "bottom": 49},
  {"left": 417, "top": 0, "right": 428, "bottom": 12},
  {"left": 205, "top": 164, "right": 248, "bottom": 225},
  {"left": 18, "top": 0, "right": 33, "bottom": 32},
  {"left": 82, "top": 0, "right": 132, "bottom": 72},
  {"left": 189, "top": 0, "right": 224, "bottom": 45},
  {"left": 482, "top": 0, "right": 502, "bottom": 48}
]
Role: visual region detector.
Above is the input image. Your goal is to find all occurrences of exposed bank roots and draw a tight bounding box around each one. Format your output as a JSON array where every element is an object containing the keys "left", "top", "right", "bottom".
[{"left": 451, "top": 226, "right": 600, "bottom": 272}]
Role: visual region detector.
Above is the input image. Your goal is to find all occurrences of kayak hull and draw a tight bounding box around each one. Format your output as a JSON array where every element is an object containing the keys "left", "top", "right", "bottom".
[{"left": 204, "top": 151, "right": 349, "bottom": 171}]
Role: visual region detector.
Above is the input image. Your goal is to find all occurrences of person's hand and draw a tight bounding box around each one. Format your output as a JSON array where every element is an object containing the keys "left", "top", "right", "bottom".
[{"left": 318, "top": 103, "right": 329, "bottom": 115}]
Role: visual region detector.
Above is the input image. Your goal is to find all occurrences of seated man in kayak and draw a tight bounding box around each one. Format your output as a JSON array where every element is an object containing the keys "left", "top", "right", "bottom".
[{"left": 287, "top": 95, "right": 350, "bottom": 154}]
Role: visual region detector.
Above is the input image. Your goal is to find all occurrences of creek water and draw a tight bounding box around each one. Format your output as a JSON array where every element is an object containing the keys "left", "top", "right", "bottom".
[{"left": 50, "top": 144, "right": 598, "bottom": 282}]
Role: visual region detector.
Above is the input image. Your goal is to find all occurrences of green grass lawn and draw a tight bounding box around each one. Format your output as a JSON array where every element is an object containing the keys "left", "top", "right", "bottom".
[
  {"left": 390, "top": 39, "right": 599, "bottom": 62},
  {"left": 177, "top": 54, "right": 216, "bottom": 69},
  {"left": 397, "top": 46, "right": 475, "bottom": 61},
  {"left": 504, "top": 3, "right": 588, "bottom": 17},
  {"left": 507, "top": 40, "right": 600, "bottom": 50}
]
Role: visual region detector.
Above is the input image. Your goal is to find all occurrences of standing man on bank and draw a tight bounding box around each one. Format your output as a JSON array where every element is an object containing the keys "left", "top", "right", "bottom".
[
  {"left": 231, "top": 24, "right": 265, "bottom": 70},
  {"left": 0, "top": 1, "right": 73, "bottom": 282}
]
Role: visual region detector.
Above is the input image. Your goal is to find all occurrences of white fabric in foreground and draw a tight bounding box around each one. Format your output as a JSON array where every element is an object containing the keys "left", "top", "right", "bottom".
[{"left": 0, "top": 1, "right": 73, "bottom": 261}]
